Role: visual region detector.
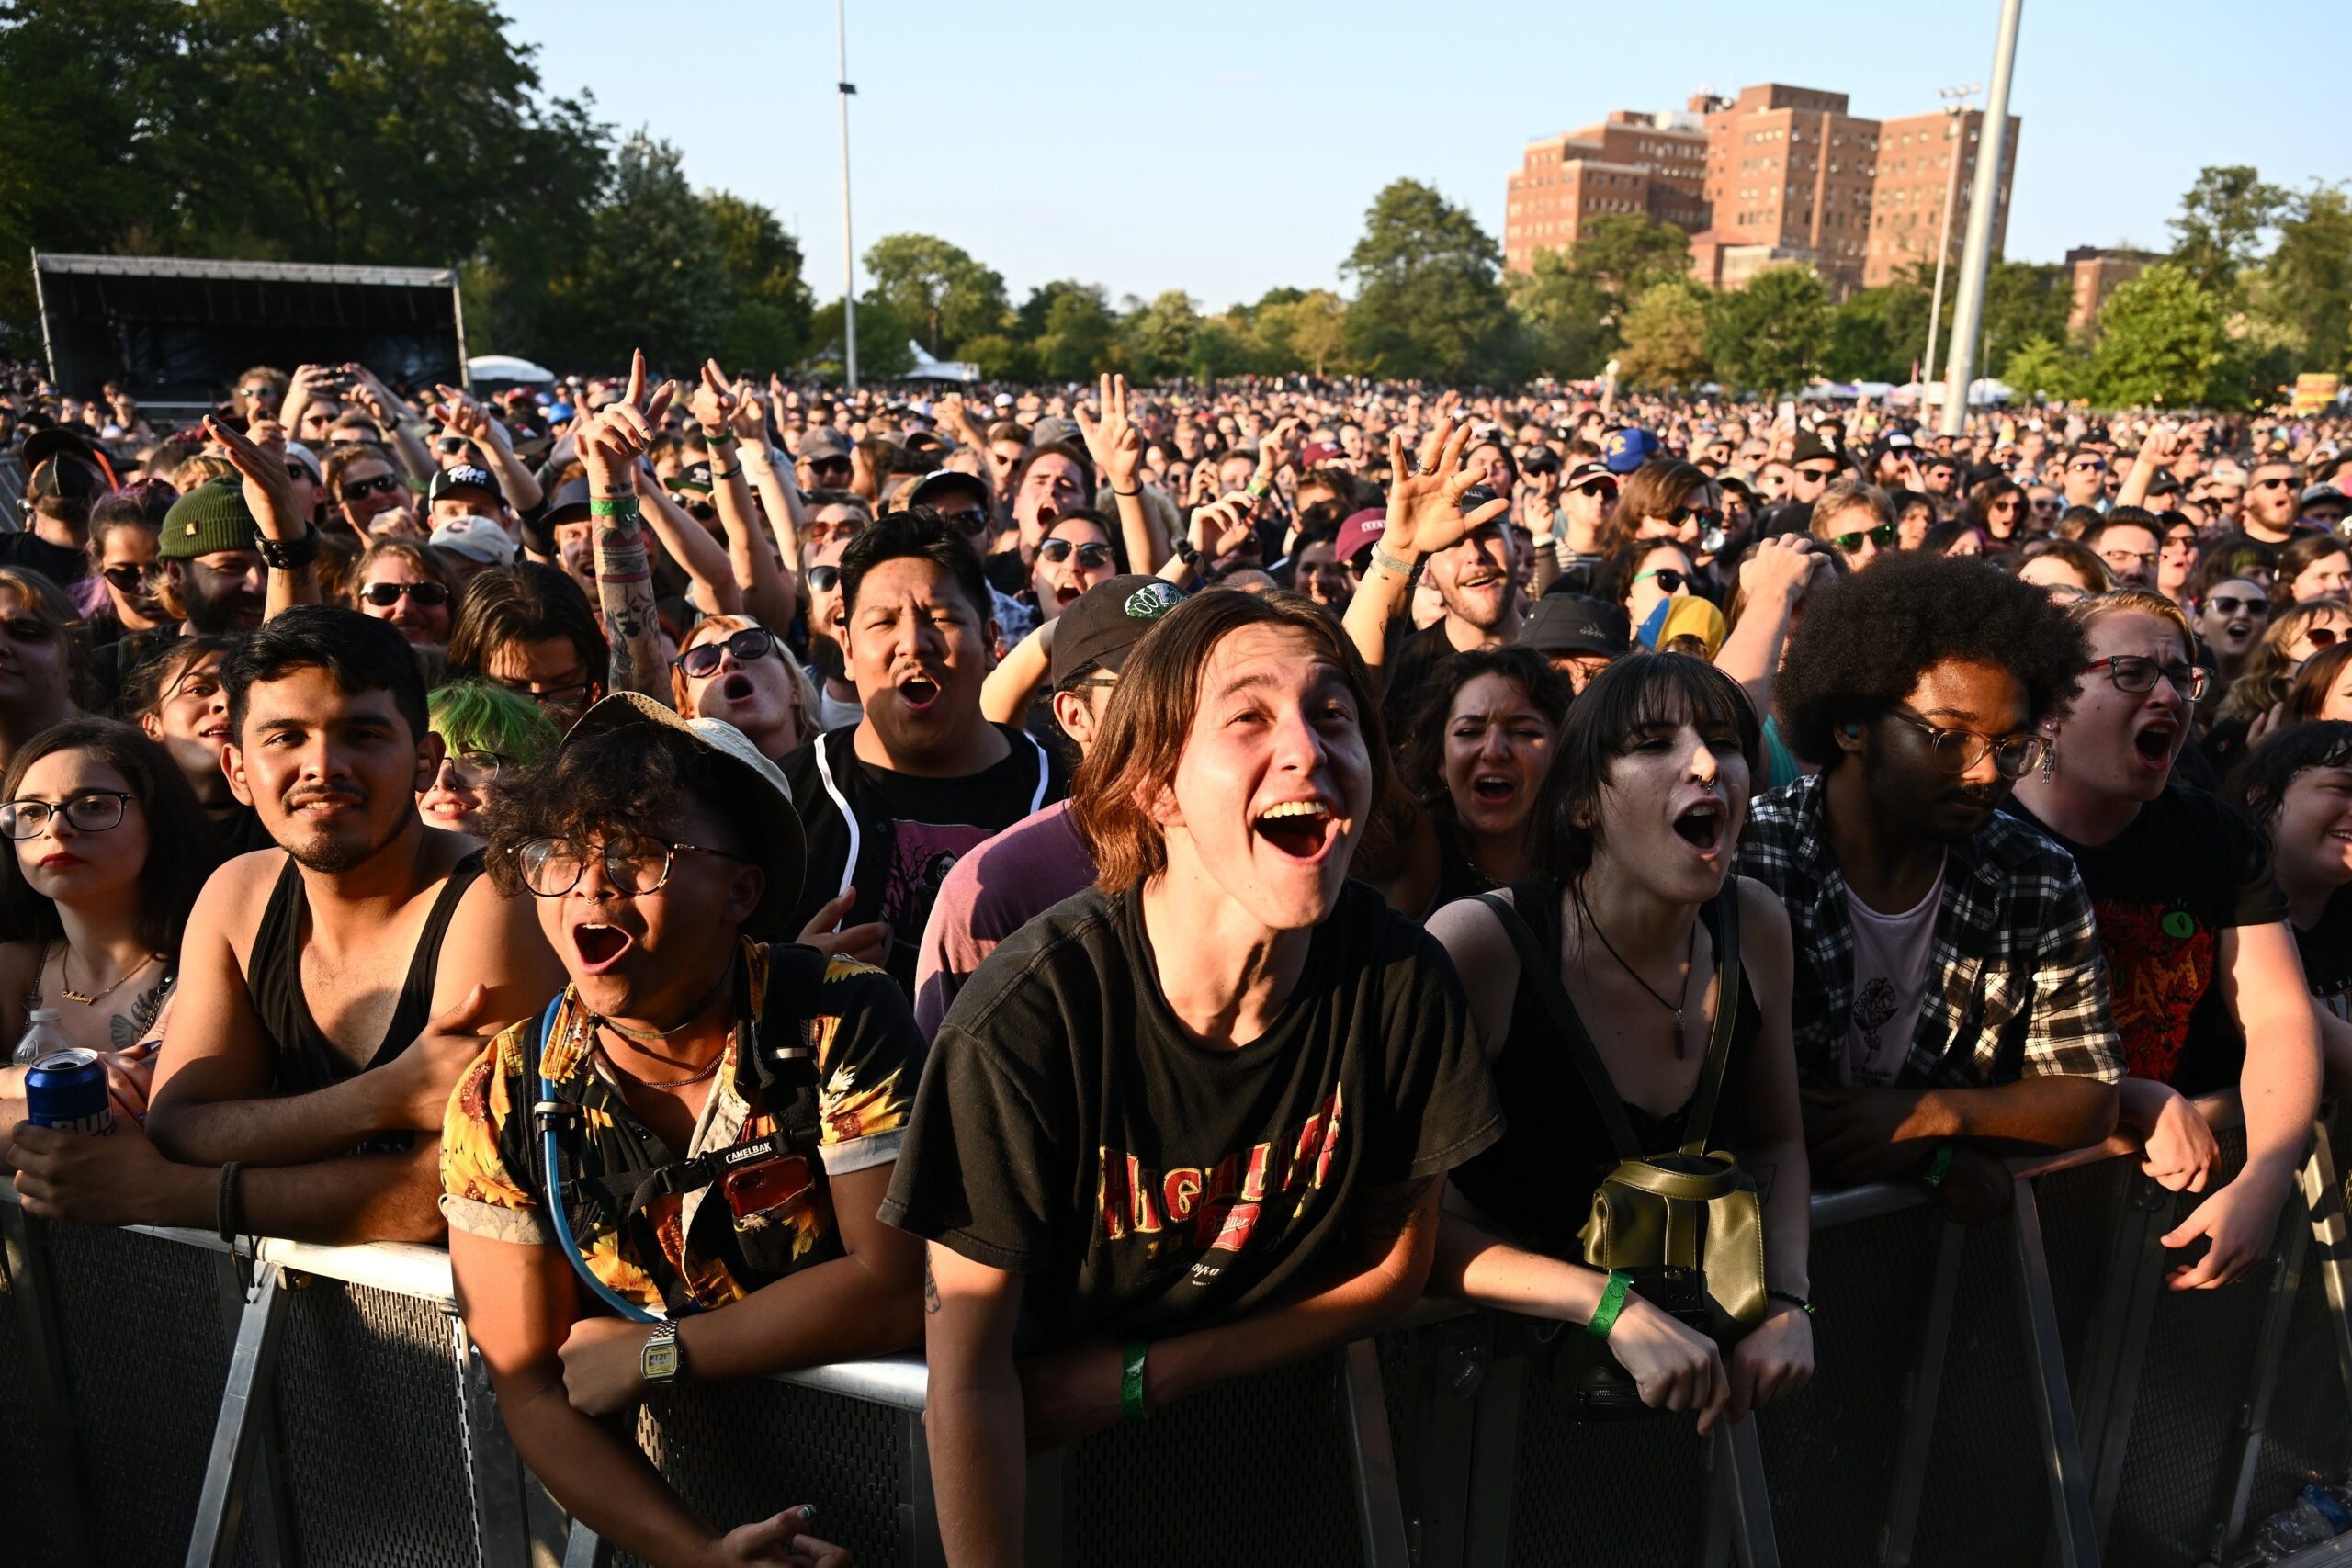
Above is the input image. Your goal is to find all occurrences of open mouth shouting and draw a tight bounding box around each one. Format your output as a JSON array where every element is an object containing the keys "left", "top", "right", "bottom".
[
  {"left": 571, "top": 918, "right": 637, "bottom": 975},
  {"left": 719, "top": 671, "right": 757, "bottom": 704},
  {"left": 1055, "top": 582, "right": 1082, "bottom": 606},
  {"left": 2132, "top": 715, "right": 2182, "bottom": 773},
  {"left": 895, "top": 671, "right": 942, "bottom": 713},
  {"left": 1254, "top": 796, "right": 1344, "bottom": 863},
  {"left": 1471, "top": 773, "right": 1518, "bottom": 805},
  {"left": 1670, "top": 796, "right": 1728, "bottom": 859}
]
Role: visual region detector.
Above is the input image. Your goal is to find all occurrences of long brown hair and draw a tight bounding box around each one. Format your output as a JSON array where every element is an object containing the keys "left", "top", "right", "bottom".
[
  {"left": 1072, "top": 590, "right": 1389, "bottom": 893},
  {"left": 2222, "top": 597, "right": 2350, "bottom": 726}
]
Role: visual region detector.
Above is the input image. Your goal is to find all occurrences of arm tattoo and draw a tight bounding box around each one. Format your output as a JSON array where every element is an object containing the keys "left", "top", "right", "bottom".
[
  {"left": 1350, "top": 1175, "right": 1437, "bottom": 1250},
  {"left": 922, "top": 1253, "right": 942, "bottom": 1314}
]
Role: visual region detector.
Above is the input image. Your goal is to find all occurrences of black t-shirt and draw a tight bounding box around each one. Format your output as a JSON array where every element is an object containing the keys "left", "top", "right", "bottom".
[
  {"left": 780, "top": 723, "right": 1068, "bottom": 994},
  {"left": 879, "top": 879, "right": 1504, "bottom": 1346},
  {"left": 0, "top": 531, "right": 90, "bottom": 585},
  {"left": 2007, "top": 785, "right": 2286, "bottom": 1095},
  {"left": 2295, "top": 885, "right": 2352, "bottom": 1009},
  {"left": 1382, "top": 618, "right": 1466, "bottom": 730}
]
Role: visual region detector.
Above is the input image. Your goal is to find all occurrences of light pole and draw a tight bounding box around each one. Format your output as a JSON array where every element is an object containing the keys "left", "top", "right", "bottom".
[
  {"left": 1939, "top": 0, "right": 2023, "bottom": 436},
  {"left": 835, "top": 0, "right": 858, "bottom": 391},
  {"left": 1920, "top": 84, "right": 1980, "bottom": 402}
]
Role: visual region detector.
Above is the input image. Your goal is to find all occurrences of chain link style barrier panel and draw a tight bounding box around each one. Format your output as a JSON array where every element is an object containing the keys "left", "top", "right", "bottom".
[{"left": 3, "top": 1094, "right": 2349, "bottom": 1568}]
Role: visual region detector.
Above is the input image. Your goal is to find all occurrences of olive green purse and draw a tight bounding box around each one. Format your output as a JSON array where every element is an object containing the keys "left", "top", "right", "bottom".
[{"left": 1477, "top": 885, "right": 1768, "bottom": 1418}]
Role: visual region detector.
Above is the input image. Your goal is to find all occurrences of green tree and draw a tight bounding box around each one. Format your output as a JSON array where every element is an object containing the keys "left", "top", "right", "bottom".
[
  {"left": 1825, "top": 291, "right": 1900, "bottom": 383},
  {"left": 956, "top": 333, "right": 1033, "bottom": 382},
  {"left": 1704, "top": 265, "right": 1829, "bottom": 396},
  {"left": 2086, "top": 262, "right": 2231, "bottom": 408},
  {"left": 1340, "top": 179, "right": 1516, "bottom": 382},
  {"left": 1251, "top": 289, "right": 1351, "bottom": 377},
  {"left": 1029, "top": 285, "right": 1118, "bottom": 379},
  {"left": 1509, "top": 250, "right": 1612, "bottom": 380},
  {"left": 1191, "top": 317, "right": 1252, "bottom": 382},
  {"left": 554, "top": 132, "right": 732, "bottom": 367},
  {"left": 1122, "top": 290, "right": 1201, "bottom": 380},
  {"left": 702, "top": 192, "right": 813, "bottom": 370},
  {"left": 2168, "top": 165, "right": 2290, "bottom": 298},
  {"left": 862, "top": 233, "right": 1008, "bottom": 355},
  {"left": 1979, "top": 261, "right": 2074, "bottom": 376},
  {"left": 1559, "top": 214, "right": 1692, "bottom": 319},
  {"left": 808, "top": 296, "right": 915, "bottom": 380},
  {"left": 1998, "top": 335, "right": 2084, "bottom": 403},
  {"left": 1616, "top": 279, "right": 1713, "bottom": 389},
  {"left": 2255, "top": 183, "right": 2352, "bottom": 372}
]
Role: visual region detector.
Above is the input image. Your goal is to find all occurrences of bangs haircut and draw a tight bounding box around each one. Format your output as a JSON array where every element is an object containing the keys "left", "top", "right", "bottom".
[
  {"left": 222, "top": 604, "right": 429, "bottom": 743},
  {"left": 480, "top": 725, "right": 751, "bottom": 899},
  {"left": 427, "top": 681, "right": 560, "bottom": 766},
  {"left": 115, "top": 633, "right": 239, "bottom": 723},
  {"left": 2236, "top": 720, "right": 2352, "bottom": 830},
  {"left": 1538, "top": 653, "right": 1759, "bottom": 880},
  {"left": 1777, "top": 552, "right": 2089, "bottom": 769},
  {"left": 1073, "top": 589, "right": 1388, "bottom": 894},
  {"left": 2283, "top": 642, "right": 2352, "bottom": 727}
]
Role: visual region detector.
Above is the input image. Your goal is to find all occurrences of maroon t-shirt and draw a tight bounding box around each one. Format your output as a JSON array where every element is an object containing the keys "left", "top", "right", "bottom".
[{"left": 912, "top": 800, "right": 1097, "bottom": 1040}]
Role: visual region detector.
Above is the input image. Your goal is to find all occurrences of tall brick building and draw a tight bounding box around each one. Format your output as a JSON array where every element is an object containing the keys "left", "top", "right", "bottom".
[{"left": 1505, "top": 82, "right": 2021, "bottom": 297}]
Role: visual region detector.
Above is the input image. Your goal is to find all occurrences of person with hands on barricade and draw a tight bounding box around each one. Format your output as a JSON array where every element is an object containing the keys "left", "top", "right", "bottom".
[
  {"left": 442, "top": 692, "right": 921, "bottom": 1568},
  {"left": 14, "top": 608, "right": 565, "bottom": 1240},
  {"left": 2, "top": 720, "right": 219, "bottom": 1166},
  {"left": 884, "top": 589, "right": 1501, "bottom": 1568},
  {"left": 1425, "top": 654, "right": 1813, "bottom": 1431},
  {"left": 2010, "top": 590, "right": 2323, "bottom": 1290},
  {"left": 1735, "top": 554, "right": 2126, "bottom": 1224}
]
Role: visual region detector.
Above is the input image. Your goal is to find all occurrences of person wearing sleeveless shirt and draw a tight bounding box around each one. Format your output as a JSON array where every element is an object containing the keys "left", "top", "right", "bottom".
[
  {"left": 1426, "top": 655, "right": 1815, "bottom": 1431},
  {"left": 14, "top": 609, "right": 564, "bottom": 1241}
]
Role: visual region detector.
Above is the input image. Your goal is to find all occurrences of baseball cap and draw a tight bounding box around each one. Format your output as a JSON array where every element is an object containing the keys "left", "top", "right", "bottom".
[
  {"left": 1031, "top": 416, "right": 1083, "bottom": 451},
  {"left": 1297, "top": 440, "right": 1344, "bottom": 468},
  {"left": 992, "top": 393, "right": 1014, "bottom": 410},
  {"left": 1566, "top": 460, "right": 1616, "bottom": 491},
  {"left": 28, "top": 454, "right": 104, "bottom": 503},
  {"left": 1334, "top": 507, "right": 1387, "bottom": 565},
  {"left": 429, "top": 514, "right": 518, "bottom": 568},
  {"left": 1602, "top": 428, "right": 1660, "bottom": 474},
  {"left": 909, "top": 468, "right": 991, "bottom": 512},
  {"left": 558, "top": 692, "right": 806, "bottom": 937},
  {"left": 798, "top": 428, "right": 853, "bottom": 463},
  {"left": 668, "top": 462, "right": 714, "bottom": 495},
  {"left": 1791, "top": 434, "right": 1841, "bottom": 468},
  {"left": 1049, "top": 575, "right": 1183, "bottom": 687},
  {"left": 1525, "top": 594, "right": 1630, "bottom": 659},
  {"left": 2303, "top": 484, "right": 2346, "bottom": 505},
  {"left": 428, "top": 463, "right": 504, "bottom": 508},
  {"left": 1520, "top": 446, "right": 1562, "bottom": 476}
]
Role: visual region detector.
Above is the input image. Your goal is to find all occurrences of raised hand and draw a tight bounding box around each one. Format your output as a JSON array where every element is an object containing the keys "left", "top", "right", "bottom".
[
  {"left": 1380, "top": 417, "right": 1510, "bottom": 561},
  {"left": 577, "top": 350, "right": 678, "bottom": 494},
  {"left": 1073, "top": 373, "right": 1143, "bottom": 494},
  {"left": 729, "top": 377, "right": 769, "bottom": 443},
  {"left": 689, "top": 358, "right": 738, "bottom": 434},
  {"left": 1190, "top": 495, "right": 1258, "bottom": 562},
  {"left": 204, "top": 413, "right": 301, "bottom": 541}
]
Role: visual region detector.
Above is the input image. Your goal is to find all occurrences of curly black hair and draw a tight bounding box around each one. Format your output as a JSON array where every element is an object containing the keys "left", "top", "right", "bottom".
[
  {"left": 1775, "top": 551, "right": 2088, "bottom": 769},
  {"left": 2233, "top": 719, "right": 2352, "bottom": 830}
]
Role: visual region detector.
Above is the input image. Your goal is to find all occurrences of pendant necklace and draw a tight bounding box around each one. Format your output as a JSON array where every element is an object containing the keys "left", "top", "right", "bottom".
[{"left": 1572, "top": 883, "right": 1699, "bottom": 1058}]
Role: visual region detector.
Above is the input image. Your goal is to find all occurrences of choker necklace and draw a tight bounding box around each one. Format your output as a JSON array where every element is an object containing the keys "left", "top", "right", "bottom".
[
  {"left": 59, "top": 945, "right": 161, "bottom": 1008},
  {"left": 584, "top": 962, "right": 736, "bottom": 1087},
  {"left": 1572, "top": 881, "right": 1699, "bottom": 1059}
]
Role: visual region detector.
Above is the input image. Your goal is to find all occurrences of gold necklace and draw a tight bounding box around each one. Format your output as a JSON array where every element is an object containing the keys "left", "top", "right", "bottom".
[{"left": 60, "top": 946, "right": 160, "bottom": 1008}]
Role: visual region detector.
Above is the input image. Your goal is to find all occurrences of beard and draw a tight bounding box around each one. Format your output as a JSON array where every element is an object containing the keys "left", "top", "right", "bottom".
[
  {"left": 277, "top": 784, "right": 404, "bottom": 874},
  {"left": 808, "top": 629, "right": 848, "bottom": 682}
]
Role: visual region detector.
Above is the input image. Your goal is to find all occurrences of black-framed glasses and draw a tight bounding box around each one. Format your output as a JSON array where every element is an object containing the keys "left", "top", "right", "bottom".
[
  {"left": 1037, "top": 538, "right": 1114, "bottom": 569},
  {"left": 1884, "top": 711, "right": 2047, "bottom": 779},
  {"left": 1832, "top": 524, "right": 1896, "bottom": 553},
  {"left": 1572, "top": 480, "right": 1619, "bottom": 500},
  {"left": 1, "top": 791, "right": 136, "bottom": 840},
  {"left": 1633, "top": 567, "right": 1688, "bottom": 593},
  {"left": 2253, "top": 476, "right": 2298, "bottom": 491},
  {"left": 2069, "top": 459, "right": 2108, "bottom": 473},
  {"left": 514, "top": 833, "right": 752, "bottom": 897},
  {"left": 2098, "top": 547, "right": 2158, "bottom": 571},
  {"left": 935, "top": 507, "right": 991, "bottom": 537},
  {"left": 2162, "top": 531, "right": 2198, "bottom": 550},
  {"left": 338, "top": 473, "right": 404, "bottom": 502},
  {"left": 2086, "top": 655, "right": 2211, "bottom": 701},
  {"left": 436, "top": 750, "right": 511, "bottom": 786},
  {"left": 675, "top": 626, "right": 776, "bottom": 678},
  {"left": 1795, "top": 465, "right": 1840, "bottom": 482},
  {"left": 361, "top": 581, "right": 450, "bottom": 609},
  {"left": 492, "top": 675, "right": 594, "bottom": 711}
]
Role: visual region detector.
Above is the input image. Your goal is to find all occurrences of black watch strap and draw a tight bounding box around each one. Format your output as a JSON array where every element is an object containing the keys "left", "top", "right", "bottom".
[{"left": 257, "top": 523, "right": 322, "bottom": 571}]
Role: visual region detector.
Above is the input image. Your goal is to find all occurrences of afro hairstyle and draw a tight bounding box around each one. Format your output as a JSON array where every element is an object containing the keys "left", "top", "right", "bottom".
[{"left": 1774, "top": 551, "right": 2088, "bottom": 769}]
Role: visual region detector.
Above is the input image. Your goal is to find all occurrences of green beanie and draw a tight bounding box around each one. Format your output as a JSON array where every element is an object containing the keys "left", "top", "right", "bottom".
[{"left": 160, "top": 475, "right": 261, "bottom": 559}]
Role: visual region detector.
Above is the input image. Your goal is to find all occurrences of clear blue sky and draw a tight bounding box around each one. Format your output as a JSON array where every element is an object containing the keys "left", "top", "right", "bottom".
[{"left": 503, "top": 0, "right": 2340, "bottom": 315}]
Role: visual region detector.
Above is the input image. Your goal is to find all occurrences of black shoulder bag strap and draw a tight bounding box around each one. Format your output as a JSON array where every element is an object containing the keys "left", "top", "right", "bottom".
[
  {"left": 1678, "top": 886, "right": 1744, "bottom": 1157},
  {"left": 744, "top": 942, "right": 830, "bottom": 1162}
]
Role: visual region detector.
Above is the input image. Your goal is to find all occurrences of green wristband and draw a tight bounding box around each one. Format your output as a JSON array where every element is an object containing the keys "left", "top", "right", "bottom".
[
  {"left": 703, "top": 426, "right": 738, "bottom": 447},
  {"left": 1589, "top": 1270, "right": 1633, "bottom": 1339},
  {"left": 1917, "top": 1143, "right": 1955, "bottom": 1190},
  {"left": 588, "top": 497, "right": 639, "bottom": 518},
  {"left": 1121, "top": 1339, "right": 1150, "bottom": 1422}
]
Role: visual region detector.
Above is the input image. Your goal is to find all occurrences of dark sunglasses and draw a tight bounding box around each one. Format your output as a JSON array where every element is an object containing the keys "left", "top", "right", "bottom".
[
  {"left": 935, "top": 507, "right": 991, "bottom": 537},
  {"left": 2069, "top": 459, "right": 2108, "bottom": 473},
  {"left": 675, "top": 625, "right": 776, "bottom": 678},
  {"left": 2254, "top": 476, "right": 2297, "bottom": 491},
  {"left": 100, "top": 563, "right": 152, "bottom": 593},
  {"left": 2205, "top": 594, "right": 2267, "bottom": 617},
  {"left": 361, "top": 581, "right": 450, "bottom": 609},
  {"left": 1668, "top": 505, "right": 1724, "bottom": 530},
  {"left": 1795, "top": 465, "right": 1840, "bottom": 482},
  {"left": 1572, "top": 480, "right": 1619, "bottom": 500},
  {"left": 1832, "top": 524, "right": 1897, "bottom": 553},
  {"left": 1632, "top": 567, "right": 1688, "bottom": 593},
  {"left": 339, "top": 473, "right": 405, "bottom": 502},
  {"left": 806, "top": 565, "right": 842, "bottom": 592},
  {"left": 2306, "top": 627, "right": 2342, "bottom": 649},
  {"left": 1037, "top": 539, "right": 1114, "bottom": 569},
  {"left": 435, "top": 436, "right": 470, "bottom": 456},
  {"left": 808, "top": 456, "right": 853, "bottom": 475}
]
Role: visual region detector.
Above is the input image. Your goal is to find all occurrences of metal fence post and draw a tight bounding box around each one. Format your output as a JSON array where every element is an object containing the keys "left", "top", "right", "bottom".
[
  {"left": 1458, "top": 1348, "right": 1528, "bottom": 1568},
  {"left": 2302, "top": 1122, "right": 2352, "bottom": 1402},
  {"left": 2203, "top": 1187, "right": 2313, "bottom": 1562},
  {"left": 452, "top": 1314, "right": 541, "bottom": 1568},
  {"left": 899, "top": 1407, "right": 949, "bottom": 1568},
  {"left": 209, "top": 1249, "right": 299, "bottom": 1568},
  {"left": 2074, "top": 1173, "right": 2169, "bottom": 1542},
  {"left": 1341, "top": 1338, "right": 1414, "bottom": 1568},
  {"left": 1880, "top": 1218, "right": 1966, "bottom": 1568},
  {"left": 0, "top": 1203, "right": 96, "bottom": 1567},
  {"left": 2010, "top": 1177, "right": 2101, "bottom": 1568},
  {"left": 184, "top": 1266, "right": 292, "bottom": 1568},
  {"left": 1715, "top": 1420, "right": 1782, "bottom": 1568}
]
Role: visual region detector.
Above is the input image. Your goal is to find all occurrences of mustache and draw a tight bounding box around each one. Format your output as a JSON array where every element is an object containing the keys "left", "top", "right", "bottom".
[{"left": 284, "top": 784, "right": 369, "bottom": 810}]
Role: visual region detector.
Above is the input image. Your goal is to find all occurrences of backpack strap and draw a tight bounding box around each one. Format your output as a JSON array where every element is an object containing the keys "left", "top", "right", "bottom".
[
  {"left": 526, "top": 996, "right": 663, "bottom": 1324},
  {"left": 1476, "top": 887, "right": 1645, "bottom": 1161},
  {"left": 744, "top": 942, "right": 831, "bottom": 1162},
  {"left": 1678, "top": 885, "right": 1745, "bottom": 1157}
]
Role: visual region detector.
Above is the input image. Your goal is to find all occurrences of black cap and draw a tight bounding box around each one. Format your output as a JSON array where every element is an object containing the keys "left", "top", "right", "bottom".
[
  {"left": 909, "top": 468, "right": 990, "bottom": 511},
  {"left": 1524, "top": 593, "right": 1631, "bottom": 659},
  {"left": 1049, "top": 575, "right": 1184, "bottom": 687},
  {"left": 1791, "top": 433, "right": 1841, "bottom": 468},
  {"left": 428, "top": 463, "right": 503, "bottom": 507}
]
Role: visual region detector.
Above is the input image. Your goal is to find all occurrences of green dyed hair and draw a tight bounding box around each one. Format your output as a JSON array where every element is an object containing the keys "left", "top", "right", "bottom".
[{"left": 427, "top": 680, "right": 560, "bottom": 764}]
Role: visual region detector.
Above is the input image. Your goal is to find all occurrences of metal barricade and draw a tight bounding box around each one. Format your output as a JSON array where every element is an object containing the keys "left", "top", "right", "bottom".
[{"left": 3, "top": 1096, "right": 2349, "bottom": 1568}]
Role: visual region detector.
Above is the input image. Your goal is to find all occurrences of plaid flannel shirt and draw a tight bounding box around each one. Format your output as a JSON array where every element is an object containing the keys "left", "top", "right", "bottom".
[{"left": 1736, "top": 774, "right": 2124, "bottom": 1089}]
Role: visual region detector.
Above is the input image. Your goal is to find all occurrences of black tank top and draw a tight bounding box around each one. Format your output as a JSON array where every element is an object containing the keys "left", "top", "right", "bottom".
[
  {"left": 248, "top": 850, "right": 487, "bottom": 1094},
  {"left": 1450, "top": 877, "right": 1763, "bottom": 1261}
]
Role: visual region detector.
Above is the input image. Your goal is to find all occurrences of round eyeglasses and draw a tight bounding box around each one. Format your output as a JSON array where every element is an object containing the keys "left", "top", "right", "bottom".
[{"left": 514, "top": 834, "right": 752, "bottom": 897}]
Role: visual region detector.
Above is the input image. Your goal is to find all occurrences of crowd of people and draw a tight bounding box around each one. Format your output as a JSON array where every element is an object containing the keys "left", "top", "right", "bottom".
[{"left": 2, "top": 352, "right": 2349, "bottom": 1567}]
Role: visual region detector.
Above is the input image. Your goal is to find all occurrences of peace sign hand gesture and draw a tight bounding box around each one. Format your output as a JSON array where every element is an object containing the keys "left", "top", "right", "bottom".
[
  {"left": 1074, "top": 373, "right": 1142, "bottom": 494},
  {"left": 1381, "top": 417, "right": 1510, "bottom": 561},
  {"left": 688, "top": 358, "right": 737, "bottom": 434},
  {"left": 578, "top": 349, "right": 677, "bottom": 494}
]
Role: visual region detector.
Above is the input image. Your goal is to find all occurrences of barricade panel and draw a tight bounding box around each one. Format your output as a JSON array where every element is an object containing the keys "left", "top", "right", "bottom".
[
  {"left": 1910, "top": 1213, "right": 2052, "bottom": 1568},
  {"left": 1758, "top": 1202, "right": 1944, "bottom": 1565},
  {"left": 42, "top": 1221, "right": 240, "bottom": 1568},
  {"left": 1505, "top": 1348, "right": 1709, "bottom": 1565},
  {"left": 624, "top": 1375, "right": 911, "bottom": 1568},
  {"left": 1065, "top": 1351, "right": 1365, "bottom": 1568},
  {"left": 270, "top": 1280, "right": 481, "bottom": 1567},
  {"left": 0, "top": 1220, "right": 75, "bottom": 1563},
  {"left": 2252, "top": 1235, "right": 2352, "bottom": 1529}
]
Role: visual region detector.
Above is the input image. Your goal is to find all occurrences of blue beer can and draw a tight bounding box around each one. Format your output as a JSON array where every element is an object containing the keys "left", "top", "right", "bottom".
[{"left": 25, "top": 1049, "right": 114, "bottom": 1135}]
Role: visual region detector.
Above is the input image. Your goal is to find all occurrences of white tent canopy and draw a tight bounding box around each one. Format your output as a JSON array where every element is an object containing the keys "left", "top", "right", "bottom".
[{"left": 467, "top": 355, "right": 555, "bottom": 386}]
